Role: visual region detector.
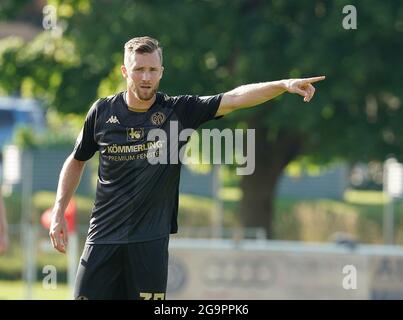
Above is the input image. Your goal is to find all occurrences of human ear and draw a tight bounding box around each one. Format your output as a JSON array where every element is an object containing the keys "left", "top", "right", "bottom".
[{"left": 121, "top": 65, "right": 127, "bottom": 78}]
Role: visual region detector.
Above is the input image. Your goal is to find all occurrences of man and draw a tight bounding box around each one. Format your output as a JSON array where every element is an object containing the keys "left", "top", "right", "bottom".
[
  {"left": 0, "top": 190, "right": 8, "bottom": 254},
  {"left": 49, "top": 36, "right": 325, "bottom": 300}
]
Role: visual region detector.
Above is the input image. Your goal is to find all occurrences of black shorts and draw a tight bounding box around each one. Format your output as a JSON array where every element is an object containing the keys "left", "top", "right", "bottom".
[{"left": 74, "top": 236, "right": 169, "bottom": 300}]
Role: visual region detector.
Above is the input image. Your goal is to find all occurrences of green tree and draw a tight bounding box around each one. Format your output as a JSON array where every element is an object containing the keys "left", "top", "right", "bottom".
[{"left": 1, "top": 0, "right": 402, "bottom": 237}]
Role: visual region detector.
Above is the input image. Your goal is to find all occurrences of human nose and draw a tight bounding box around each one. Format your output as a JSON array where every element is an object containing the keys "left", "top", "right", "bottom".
[{"left": 141, "top": 71, "right": 151, "bottom": 81}]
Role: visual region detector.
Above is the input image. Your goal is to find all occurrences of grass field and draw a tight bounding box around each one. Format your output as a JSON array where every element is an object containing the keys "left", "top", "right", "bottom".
[{"left": 0, "top": 280, "right": 70, "bottom": 300}]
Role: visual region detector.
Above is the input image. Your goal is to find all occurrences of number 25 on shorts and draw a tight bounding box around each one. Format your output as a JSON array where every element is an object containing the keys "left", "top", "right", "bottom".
[{"left": 139, "top": 292, "right": 165, "bottom": 300}]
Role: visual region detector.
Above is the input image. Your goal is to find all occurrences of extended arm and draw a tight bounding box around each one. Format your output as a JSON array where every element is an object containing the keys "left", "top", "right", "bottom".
[
  {"left": 216, "top": 76, "right": 325, "bottom": 116},
  {"left": 49, "top": 153, "right": 86, "bottom": 253}
]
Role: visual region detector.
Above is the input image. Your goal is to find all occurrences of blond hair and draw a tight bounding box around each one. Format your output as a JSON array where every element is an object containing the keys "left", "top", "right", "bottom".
[{"left": 124, "top": 36, "right": 163, "bottom": 65}]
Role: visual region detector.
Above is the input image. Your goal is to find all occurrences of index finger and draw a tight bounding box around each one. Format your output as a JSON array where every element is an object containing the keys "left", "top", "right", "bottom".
[{"left": 303, "top": 76, "right": 326, "bottom": 83}]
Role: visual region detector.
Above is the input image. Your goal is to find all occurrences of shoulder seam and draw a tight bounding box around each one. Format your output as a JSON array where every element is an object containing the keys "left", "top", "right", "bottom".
[
  {"left": 91, "top": 97, "right": 108, "bottom": 144},
  {"left": 171, "top": 95, "right": 190, "bottom": 129}
]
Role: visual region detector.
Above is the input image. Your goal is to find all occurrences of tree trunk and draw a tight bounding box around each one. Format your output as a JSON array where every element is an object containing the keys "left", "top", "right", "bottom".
[{"left": 239, "top": 112, "right": 303, "bottom": 238}]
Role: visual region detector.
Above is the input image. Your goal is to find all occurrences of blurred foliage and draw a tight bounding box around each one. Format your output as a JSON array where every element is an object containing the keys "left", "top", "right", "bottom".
[
  {"left": 3, "top": 188, "right": 401, "bottom": 245},
  {"left": 0, "top": 0, "right": 33, "bottom": 21},
  {"left": 2, "top": 190, "right": 237, "bottom": 235},
  {"left": 2, "top": 190, "right": 94, "bottom": 225},
  {"left": 32, "top": 191, "right": 94, "bottom": 224},
  {"left": 3, "top": 189, "right": 403, "bottom": 282},
  {"left": 30, "top": 190, "right": 238, "bottom": 228},
  {"left": 0, "top": 33, "right": 80, "bottom": 109},
  {"left": 0, "top": 0, "right": 400, "bottom": 159},
  {"left": 2, "top": 192, "right": 23, "bottom": 224},
  {"left": 12, "top": 109, "right": 84, "bottom": 148},
  {"left": 0, "top": 236, "right": 69, "bottom": 282},
  {"left": 1, "top": 0, "right": 403, "bottom": 234},
  {"left": 13, "top": 126, "right": 39, "bottom": 148},
  {"left": 274, "top": 190, "right": 403, "bottom": 244}
]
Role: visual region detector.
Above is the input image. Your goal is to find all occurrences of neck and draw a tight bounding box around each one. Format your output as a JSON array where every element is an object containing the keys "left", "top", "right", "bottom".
[{"left": 125, "top": 89, "right": 156, "bottom": 111}]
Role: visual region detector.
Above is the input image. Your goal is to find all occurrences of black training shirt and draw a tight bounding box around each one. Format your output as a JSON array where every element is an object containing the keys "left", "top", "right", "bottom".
[{"left": 73, "top": 91, "right": 223, "bottom": 244}]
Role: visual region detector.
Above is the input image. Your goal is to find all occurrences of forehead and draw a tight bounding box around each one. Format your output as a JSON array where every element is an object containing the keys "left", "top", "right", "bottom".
[{"left": 126, "top": 51, "right": 161, "bottom": 67}]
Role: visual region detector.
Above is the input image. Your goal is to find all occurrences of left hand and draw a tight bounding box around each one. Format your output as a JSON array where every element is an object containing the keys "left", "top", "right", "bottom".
[{"left": 284, "top": 76, "right": 326, "bottom": 102}]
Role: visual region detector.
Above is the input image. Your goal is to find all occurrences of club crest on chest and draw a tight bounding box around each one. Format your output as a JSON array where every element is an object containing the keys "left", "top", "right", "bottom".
[{"left": 150, "top": 112, "right": 166, "bottom": 126}]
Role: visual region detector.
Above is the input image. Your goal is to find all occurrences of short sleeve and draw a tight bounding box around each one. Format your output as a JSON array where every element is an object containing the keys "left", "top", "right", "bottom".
[
  {"left": 73, "top": 100, "right": 99, "bottom": 161},
  {"left": 173, "top": 93, "right": 224, "bottom": 129}
]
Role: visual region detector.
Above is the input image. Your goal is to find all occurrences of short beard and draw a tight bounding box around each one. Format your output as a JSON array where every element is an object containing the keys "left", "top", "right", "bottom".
[
  {"left": 130, "top": 82, "right": 159, "bottom": 101},
  {"left": 137, "top": 87, "right": 157, "bottom": 101}
]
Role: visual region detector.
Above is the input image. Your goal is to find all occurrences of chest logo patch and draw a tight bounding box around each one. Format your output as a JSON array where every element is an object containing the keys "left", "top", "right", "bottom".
[
  {"left": 150, "top": 112, "right": 166, "bottom": 125},
  {"left": 106, "top": 115, "right": 120, "bottom": 124},
  {"left": 127, "top": 128, "right": 145, "bottom": 141}
]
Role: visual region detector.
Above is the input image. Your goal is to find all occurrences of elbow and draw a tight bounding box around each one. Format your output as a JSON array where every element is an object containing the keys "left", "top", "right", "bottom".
[{"left": 220, "top": 93, "right": 240, "bottom": 115}]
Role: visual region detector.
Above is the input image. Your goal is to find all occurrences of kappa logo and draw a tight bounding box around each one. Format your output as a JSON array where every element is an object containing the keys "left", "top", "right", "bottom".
[
  {"left": 127, "top": 127, "right": 144, "bottom": 141},
  {"left": 150, "top": 112, "right": 166, "bottom": 125},
  {"left": 106, "top": 115, "right": 120, "bottom": 124}
]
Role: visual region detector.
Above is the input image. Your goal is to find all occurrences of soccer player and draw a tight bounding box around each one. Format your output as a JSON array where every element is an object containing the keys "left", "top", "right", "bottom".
[
  {"left": 0, "top": 190, "right": 8, "bottom": 254},
  {"left": 49, "top": 36, "right": 325, "bottom": 300}
]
